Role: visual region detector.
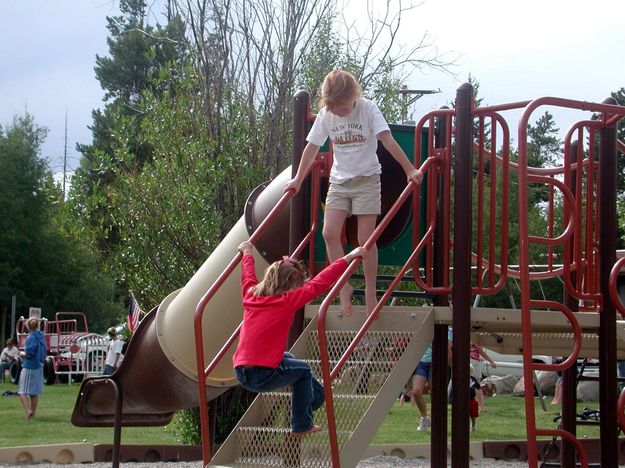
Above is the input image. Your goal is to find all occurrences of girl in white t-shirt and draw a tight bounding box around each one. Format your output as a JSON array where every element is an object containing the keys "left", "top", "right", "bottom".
[{"left": 285, "top": 70, "right": 422, "bottom": 316}]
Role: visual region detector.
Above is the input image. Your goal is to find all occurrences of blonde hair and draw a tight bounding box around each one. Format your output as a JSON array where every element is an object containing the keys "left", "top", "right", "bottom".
[
  {"left": 251, "top": 258, "right": 311, "bottom": 296},
  {"left": 319, "top": 70, "right": 362, "bottom": 109}
]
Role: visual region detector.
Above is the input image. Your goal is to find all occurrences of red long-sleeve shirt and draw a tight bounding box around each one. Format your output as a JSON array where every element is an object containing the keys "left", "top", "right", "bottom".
[{"left": 233, "top": 254, "right": 349, "bottom": 368}]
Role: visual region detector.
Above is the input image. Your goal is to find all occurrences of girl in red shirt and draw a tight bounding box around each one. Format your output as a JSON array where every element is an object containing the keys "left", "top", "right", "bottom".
[{"left": 233, "top": 241, "right": 365, "bottom": 434}]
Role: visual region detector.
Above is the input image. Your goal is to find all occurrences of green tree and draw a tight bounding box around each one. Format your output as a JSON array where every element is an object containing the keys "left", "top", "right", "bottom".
[
  {"left": 73, "top": 0, "right": 187, "bottom": 261},
  {"left": 95, "top": 69, "right": 263, "bottom": 304},
  {"left": 0, "top": 114, "right": 122, "bottom": 331},
  {"left": 526, "top": 111, "right": 561, "bottom": 207},
  {"left": 607, "top": 88, "right": 625, "bottom": 244}
]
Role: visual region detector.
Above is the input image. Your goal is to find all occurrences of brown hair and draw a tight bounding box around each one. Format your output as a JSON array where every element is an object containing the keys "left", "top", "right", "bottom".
[
  {"left": 27, "top": 317, "right": 39, "bottom": 331},
  {"left": 251, "top": 258, "right": 311, "bottom": 296},
  {"left": 319, "top": 70, "right": 362, "bottom": 109}
]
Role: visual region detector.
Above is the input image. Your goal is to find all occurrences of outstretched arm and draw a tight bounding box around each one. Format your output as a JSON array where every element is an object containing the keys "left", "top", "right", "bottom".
[
  {"left": 377, "top": 131, "right": 423, "bottom": 185},
  {"left": 475, "top": 344, "right": 497, "bottom": 367},
  {"left": 284, "top": 142, "right": 321, "bottom": 194}
]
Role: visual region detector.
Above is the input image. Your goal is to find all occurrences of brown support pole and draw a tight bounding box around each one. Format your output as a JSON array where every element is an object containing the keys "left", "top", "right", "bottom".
[
  {"left": 451, "top": 83, "right": 473, "bottom": 468},
  {"left": 560, "top": 140, "right": 579, "bottom": 468},
  {"left": 431, "top": 109, "right": 450, "bottom": 468},
  {"left": 598, "top": 97, "right": 618, "bottom": 468},
  {"left": 110, "top": 378, "right": 123, "bottom": 468},
  {"left": 288, "top": 90, "right": 312, "bottom": 348}
]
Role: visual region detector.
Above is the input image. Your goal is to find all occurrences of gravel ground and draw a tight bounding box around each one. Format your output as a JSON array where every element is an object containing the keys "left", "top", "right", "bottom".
[{"left": 0, "top": 458, "right": 531, "bottom": 467}]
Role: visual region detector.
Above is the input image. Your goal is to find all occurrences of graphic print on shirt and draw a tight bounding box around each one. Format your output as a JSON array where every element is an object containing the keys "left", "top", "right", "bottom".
[{"left": 330, "top": 122, "right": 366, "bottom": 151}]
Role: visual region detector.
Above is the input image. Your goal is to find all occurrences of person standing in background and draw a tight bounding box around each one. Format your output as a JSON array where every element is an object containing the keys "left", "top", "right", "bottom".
[
  {"left": 18, "top": 318, "right": 46, "bottom": 419},
  {"left": 405, "top": 344, "right": 432, "bottom": 432},
  {"left": 104, "top": 327, "right": 123, "bottom": 375}
]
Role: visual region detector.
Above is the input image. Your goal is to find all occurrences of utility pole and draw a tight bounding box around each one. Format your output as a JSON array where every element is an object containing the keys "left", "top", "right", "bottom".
[
  {"left": 400, "top": 85, "right": 440, "bottom": 123},
  {"left": 63, "top": 110, "right": 68, "bottom": 199}
]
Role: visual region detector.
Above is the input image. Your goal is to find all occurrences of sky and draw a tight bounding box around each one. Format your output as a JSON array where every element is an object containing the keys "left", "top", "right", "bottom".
[{"left": 1, "top": 0, "right": 623, "bottom": 175}]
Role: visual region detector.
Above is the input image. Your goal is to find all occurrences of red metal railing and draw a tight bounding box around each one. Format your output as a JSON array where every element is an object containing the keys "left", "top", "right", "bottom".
[
  {"left": 316, "top": 110, "right": 456, "bottom": 465},
  {"left": 193, "top": 162, "right": 322, "bottom": 465},
  {"left": 316, "top": 172, "right": 431, "bottom": 466},
  {"left": 609, "top": 257, "right": 625, "bottom": 319},
  {"left": 517, "top": 96, "right": 625, "bottom": 468}
]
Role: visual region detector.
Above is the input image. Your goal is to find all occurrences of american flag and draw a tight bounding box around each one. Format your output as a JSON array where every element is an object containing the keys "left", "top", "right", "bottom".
[{"left": 128, "top": 292, "right": 142, "bottom": 332}]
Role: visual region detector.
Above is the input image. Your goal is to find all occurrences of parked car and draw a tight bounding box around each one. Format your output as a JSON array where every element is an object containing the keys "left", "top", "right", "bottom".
[{"left": 481, "top": 348, "right": 553, "bottom": 378}]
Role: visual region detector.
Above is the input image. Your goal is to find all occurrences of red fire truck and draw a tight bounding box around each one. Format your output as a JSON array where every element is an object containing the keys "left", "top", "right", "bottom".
[{"left": 10, "top": 312, "right": 108, "bottom": 385}]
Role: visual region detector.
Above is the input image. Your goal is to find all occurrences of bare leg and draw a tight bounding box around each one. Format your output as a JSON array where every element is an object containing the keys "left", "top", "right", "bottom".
[
  {"left": 30, "top": 396, "right": 38, "bottom": 418},
  {"left": 322, "top": 209, "right": 352, "bottom": 315},
  {"left": 357, "top": 214, "right": 378, "bottom": 315},
  {"left": 551, "top": 381, "right": 562, "bottom": 405},
  {"left": 410, "top": 374, "right": 428, "bottom": 418},
  {"left": 19, "top": 394, "right": 32, "bottom": 419},
  {"left": 476, "top": 388, "right": 487, "bottom": 412}
]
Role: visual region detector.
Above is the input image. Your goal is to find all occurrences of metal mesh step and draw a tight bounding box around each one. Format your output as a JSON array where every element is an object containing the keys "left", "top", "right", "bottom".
[{"left": 228, "top": 426, "right": 352, "bottom": 467}]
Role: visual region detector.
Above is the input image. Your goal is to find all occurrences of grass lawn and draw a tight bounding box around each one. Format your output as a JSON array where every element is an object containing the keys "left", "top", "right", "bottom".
[
  {"left": 373, "top": 393, "right": 601, "bottom": 444},
  {"left": 0, "top": 381, "right": 601, "bottom": 448},
  {"left": 0, "top": 381, "right": 181, "bottom": 448}
]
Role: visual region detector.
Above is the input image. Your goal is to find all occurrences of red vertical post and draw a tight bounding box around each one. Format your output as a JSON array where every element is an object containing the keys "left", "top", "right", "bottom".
[
  {"left": 287, "top": 90, "right": 312, "bottom": 347},
  {"left": 598, "top": 97, "right": 618, "bottom": 468},
  {"left": 560, "top": 139, "right": 579, "bottom": 468},
  {"left": 431, "top": 108, "right": 450, "bottom": 468},
  {"left": 451, "top": 83, "right": 473, "bottom": 468}
]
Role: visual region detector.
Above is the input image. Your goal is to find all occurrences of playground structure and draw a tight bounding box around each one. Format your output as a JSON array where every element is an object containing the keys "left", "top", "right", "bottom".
[
  {"left": 11, "top": 312, "right": 107, "bottom": 385},
  {"left": 54, "top": 83, "right": 625, "bottom": 468}
]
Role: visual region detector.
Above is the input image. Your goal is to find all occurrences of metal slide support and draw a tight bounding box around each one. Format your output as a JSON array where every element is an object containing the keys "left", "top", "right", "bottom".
[
  {"left": 109, "top": 378, "right": 123, "bottom": 468},
  {"left": 451, "top": 82, "right": 473, "bottom": 468}
]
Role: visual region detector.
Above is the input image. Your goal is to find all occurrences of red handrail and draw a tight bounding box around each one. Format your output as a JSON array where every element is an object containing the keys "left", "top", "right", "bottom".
[
  {"left": 193, "top": 162, "right": 322, "bottom": 465},
  {"left": 316, "top": 147, "right": 438, "bottom": 466}
]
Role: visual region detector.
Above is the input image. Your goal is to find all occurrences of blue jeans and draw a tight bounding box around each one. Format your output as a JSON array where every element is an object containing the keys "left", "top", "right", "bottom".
[{"left": 235, "top": 352, "right": 324, "bottom": 432}]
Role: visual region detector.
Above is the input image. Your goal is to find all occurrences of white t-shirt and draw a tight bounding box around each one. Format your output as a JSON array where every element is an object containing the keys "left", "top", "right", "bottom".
[
  {"left": 0, "top": 346, "right": 18, "bottom": 363},
  {"left": 105, "top": 339, "right": 124, "bottom": 367},
  {"left": 306, "top": 98, "right": 389, "bottom": 184}
]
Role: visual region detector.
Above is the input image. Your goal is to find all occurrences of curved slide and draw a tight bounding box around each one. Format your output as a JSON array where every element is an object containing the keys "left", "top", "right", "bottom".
[
  {"left": 71, "top": 139, "right": 411, "bottom": 427},
  {"left": 72, "top": 168, "right": 292, "bottom": 427}
]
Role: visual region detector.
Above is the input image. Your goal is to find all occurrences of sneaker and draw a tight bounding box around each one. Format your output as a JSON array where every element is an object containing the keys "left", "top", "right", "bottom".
[{"left": 417, "top": 416, "right": 431, "bottom": 432}]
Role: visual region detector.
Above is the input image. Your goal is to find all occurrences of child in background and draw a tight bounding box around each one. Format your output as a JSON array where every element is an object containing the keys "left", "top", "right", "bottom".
[
  {"left": 469, "top": 364, "right": 481, "bottom": 432},
  {"left": 233, "top": 241, "right": 366, "bottom": 435},
  {"left": 285, "top": 70, "right": 423, "bottom": 316},
  {"left": 405, "top": 344, "right": 432, "bottom": 432},
  {"left": 470, "top": 342, "right": 496, "bottom": 412}
]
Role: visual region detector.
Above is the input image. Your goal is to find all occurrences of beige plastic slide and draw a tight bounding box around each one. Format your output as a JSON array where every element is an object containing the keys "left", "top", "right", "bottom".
[{"left": 72, "top": 168, "right": 292, "bottom": 427}]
